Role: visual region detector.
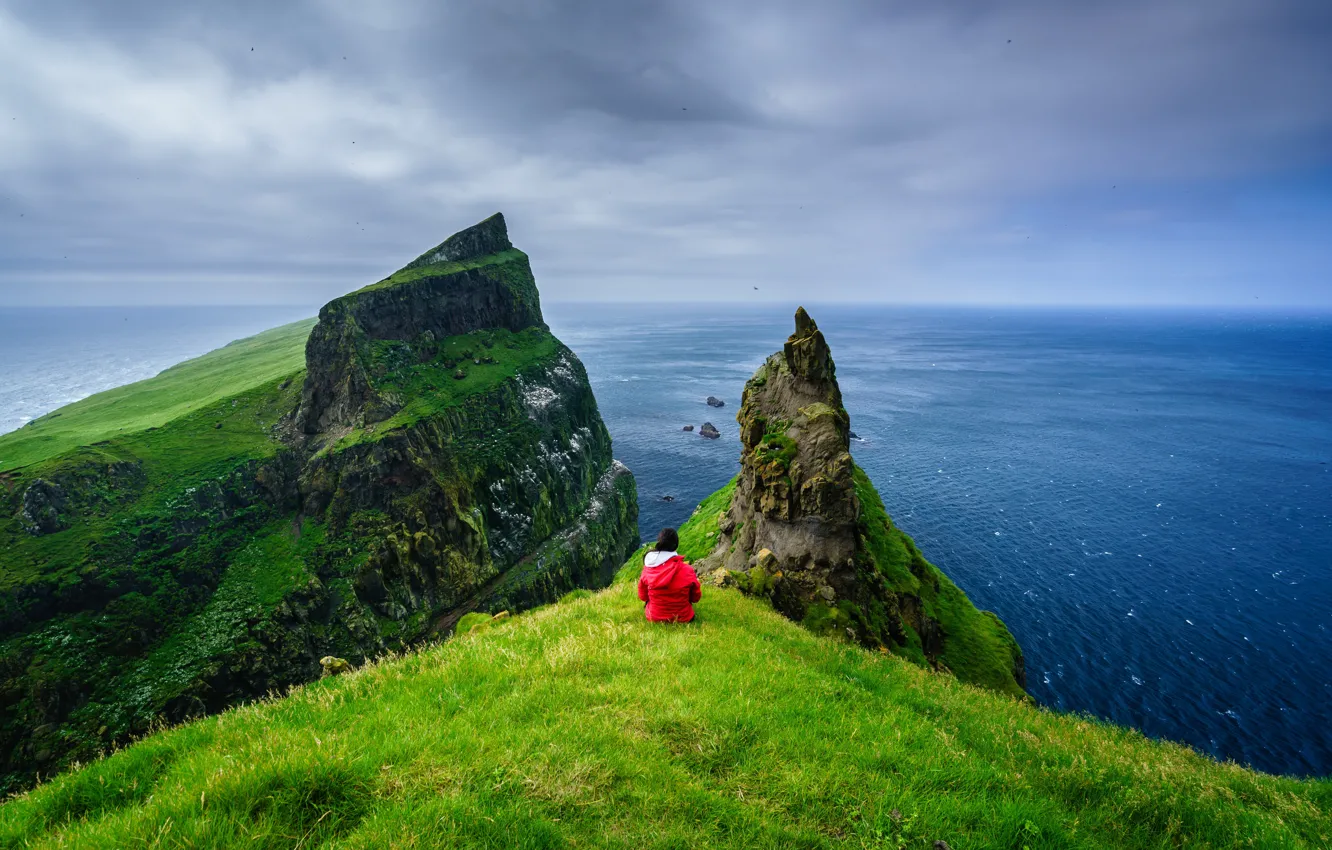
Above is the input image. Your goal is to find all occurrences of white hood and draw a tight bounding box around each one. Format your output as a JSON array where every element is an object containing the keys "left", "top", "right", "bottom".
[{"left": 644, "top": 550, "right": 679, "bottom": 568}]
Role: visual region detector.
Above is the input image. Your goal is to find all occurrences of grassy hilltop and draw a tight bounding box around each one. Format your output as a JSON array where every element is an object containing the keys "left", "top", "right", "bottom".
[{"left": 1, "top": 500, "right": 1327, "bottom": 849}]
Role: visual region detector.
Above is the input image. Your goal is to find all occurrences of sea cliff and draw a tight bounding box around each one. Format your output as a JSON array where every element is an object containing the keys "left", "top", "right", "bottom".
[{"left": 0, "top": 214, "right": 639, "bottom": 792}]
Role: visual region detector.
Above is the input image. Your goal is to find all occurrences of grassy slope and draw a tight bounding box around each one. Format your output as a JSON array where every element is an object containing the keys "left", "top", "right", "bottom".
[
  {"left": 2, "top": 507, "right": 1327, "bottom": 849},
  {"left": 0, "top": 320, "right": 316, "bottom": 474},
  {"left": 851, "top": 467, "right": 1025, "bottom": 699},
  {"left": 683, "top": 471, "right": 1024, "bottom": 698},
  {"left": 331, "top": 326, "right": 560, "bottom": 453},
  {"left": 357, "top": 248, "right": 529, "bottom": 293},
  {"left": 0, "top": 376, "right": 305, "bottom": 594}
]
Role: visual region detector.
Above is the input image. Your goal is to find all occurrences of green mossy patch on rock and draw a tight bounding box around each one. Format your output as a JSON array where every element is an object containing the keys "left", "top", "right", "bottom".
[
  {"left": 454, "top": 612, "right": 495, "bottom": 636},
  {"left": 851, "top": 466, "right": 1026, "bottom": 698},
  {"left": 327, "top": 327, "right": 559, "bottom": 453}
]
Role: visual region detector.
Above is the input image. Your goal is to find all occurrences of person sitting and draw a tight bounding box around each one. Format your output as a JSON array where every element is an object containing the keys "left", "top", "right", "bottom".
[{"left": 637, "top": 528, "right": 701, "bottom": 623}]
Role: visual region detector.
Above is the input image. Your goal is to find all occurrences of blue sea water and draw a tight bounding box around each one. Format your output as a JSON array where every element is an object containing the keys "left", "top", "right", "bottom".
[
  {"left": 1, "top": 304, "right": 1329, "bottom": 777},
  {"left": 544, "top": 303, "right": 1332, "bottom": 779},
  {"left": 0, "top": 307, "right": 315, "bottom": 436}
]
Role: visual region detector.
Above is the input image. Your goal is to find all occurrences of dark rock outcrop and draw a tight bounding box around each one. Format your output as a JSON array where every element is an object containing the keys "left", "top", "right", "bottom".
[
  {"left": 706, "top": 396, "right": 725, "bottom": 407},
  {"left": 682, "top": 424, "right": 695, "bottom": 432},
  {"left": 296, "top": 212, "right": 545, "bottom": 433},
  {"left": 700, "top": 422, "right": 721, "bottom": 439},
  {"left": 699, "top": 308, "right": 1026, "bottom": 696},
  {"left": 715, "top": 306, "right": 858, "bottom": 584},
  {"left": 401, "top": 212, "right": 512, "bottom": 270},
  {"left": 18, "top": 479, "right": 69, "bottom": 536}
]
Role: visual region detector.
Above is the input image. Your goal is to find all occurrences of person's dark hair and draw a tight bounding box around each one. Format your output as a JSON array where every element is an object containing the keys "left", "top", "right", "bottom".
[{"left": 656, "top": 528, "right": 679, "bottom": 551}]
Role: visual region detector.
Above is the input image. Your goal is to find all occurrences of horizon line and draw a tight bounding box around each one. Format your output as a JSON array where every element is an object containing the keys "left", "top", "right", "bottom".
[{"left": 1, "top": 300, "right": 1329, "bottom": 313}]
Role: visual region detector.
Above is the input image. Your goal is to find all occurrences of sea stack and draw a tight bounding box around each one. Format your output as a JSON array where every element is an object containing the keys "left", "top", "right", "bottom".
[
  {"left": 717, "top": 307, "right": 858, "bottom": 587},
  {"left": 705, "top": 307, "right": 1026, "bottom": 695}
]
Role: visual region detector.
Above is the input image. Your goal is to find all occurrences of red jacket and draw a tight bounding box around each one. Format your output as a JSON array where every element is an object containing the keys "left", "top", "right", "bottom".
[{"left": 637, "top": 550, "right": 701, "bottom": 623}]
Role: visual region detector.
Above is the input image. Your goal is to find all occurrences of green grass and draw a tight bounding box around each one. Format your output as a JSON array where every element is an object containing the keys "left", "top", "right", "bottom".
[
  {"left": 3, "top": 519, "right": 1327, "bottom": 848},
  {"left": 332, "top": 326, "right": 560, "bottom": 452},
  {"left": 356, "top": 248, "right": 529, "bottom": 293},
  {"left": 0, "top": 320, "right": 314, "bottom": 474},
  {"left": 2, "top": 583, "right": 1325, "bottom": 849},
  {"left": 675, "top": 478, "right": 738, "bottom": 559},
  {"left": 0, "top": 376, "right": 305, "bottom": 595},
  {"left": 657, "top": 469, "right": 1024, "bottom": 699}
]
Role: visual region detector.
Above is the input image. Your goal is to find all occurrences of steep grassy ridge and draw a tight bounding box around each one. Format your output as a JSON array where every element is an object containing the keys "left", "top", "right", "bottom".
[
  {"left": 0, "top": 215, "right": 639, "bottom": 794},
  {"left": 850, "top": 468, "right": 1026, "bottom": 698},
  {"left": 0, "top": 319, "right": 316, "bottom": 474},
  {"left": 1, "top": 503, "right": 1326, "bottom": 849}
]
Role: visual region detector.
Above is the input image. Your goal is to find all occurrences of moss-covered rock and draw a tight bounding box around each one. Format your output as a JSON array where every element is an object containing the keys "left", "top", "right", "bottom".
[{"left": 699, "top": 308, "right": 1025, "bottom": 698}]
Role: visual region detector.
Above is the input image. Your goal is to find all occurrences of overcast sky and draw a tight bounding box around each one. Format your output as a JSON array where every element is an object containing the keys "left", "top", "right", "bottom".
[{"left": 1, "top": 0, "right": 1330, "bottom": 307}]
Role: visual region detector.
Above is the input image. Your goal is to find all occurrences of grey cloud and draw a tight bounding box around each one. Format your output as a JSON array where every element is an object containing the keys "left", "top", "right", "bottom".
[{"left": 1, "top": 0, "right": 1330, "bottom": 307}]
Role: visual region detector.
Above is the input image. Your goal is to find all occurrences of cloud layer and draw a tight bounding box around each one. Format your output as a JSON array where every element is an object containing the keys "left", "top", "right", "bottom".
[{"left": 2, "top": 0, "right": 1330, "bottom": 306}]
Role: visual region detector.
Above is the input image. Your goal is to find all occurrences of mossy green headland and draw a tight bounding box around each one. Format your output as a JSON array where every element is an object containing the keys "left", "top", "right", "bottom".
[
  {"left": 1, "top": 498, "right": 1326, "bottom": 848},
  {"left": 0, "top": 213, "right": 639, "bottom": 793}
]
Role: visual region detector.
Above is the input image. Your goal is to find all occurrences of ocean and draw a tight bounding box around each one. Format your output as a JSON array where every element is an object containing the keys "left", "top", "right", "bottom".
[{"left": 2, "top": 304, "right": 1329, "bottom": 777}]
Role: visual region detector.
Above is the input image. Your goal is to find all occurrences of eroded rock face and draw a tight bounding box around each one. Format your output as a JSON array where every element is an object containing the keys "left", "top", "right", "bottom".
[
  {"left": 296, "top": 212, "right": 546, "bottom": 434},
  {"left": 18, "top": 480, "right": 69, "bottom": 536},
  {"left": 401, "top": 212, "right": 513, "bottom": 270},
  {"left": 717, "top": 307, "right": 859, "bottom": 606},
  {"left": 706, "top": 309, "right": 1025, "bottom": 696}
]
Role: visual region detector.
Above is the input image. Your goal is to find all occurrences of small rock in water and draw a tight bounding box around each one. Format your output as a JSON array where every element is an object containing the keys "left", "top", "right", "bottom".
[
  {"left": 706, "top": 396, "right": 725, "bottom": 407},
  {"left": 660, "top": 495, "right": 675, "bottom": 502},
  {"left": 682, "top": 424, "right": 694, "bottom": 431},
  {"left": 700, "top": 422, "right": 721, "bottom": 439},
  {"left": 849, "top": 431, "right": 859, "bottom": 440}
]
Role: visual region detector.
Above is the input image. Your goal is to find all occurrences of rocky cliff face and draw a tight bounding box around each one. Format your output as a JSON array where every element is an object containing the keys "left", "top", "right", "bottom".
[
  {"left": 703, "top": 308, "right": 1026, "bottom": 696},
  {"left": 0, "top": 214, "right": 639, "bottom": 792},
  {"left": 296, "top": 213, "right": 544, "bottom": 433},
  {"left": 720, "top": 307, "right": 859, "bottom": 580}
]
